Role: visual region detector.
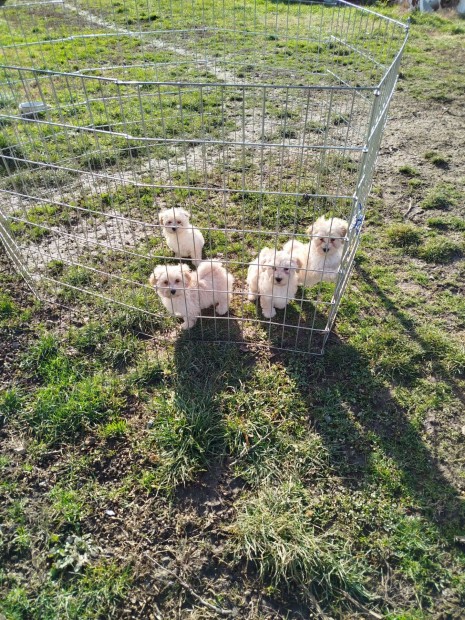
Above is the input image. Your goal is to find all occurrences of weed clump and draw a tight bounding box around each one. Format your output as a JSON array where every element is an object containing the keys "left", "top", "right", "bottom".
[
  {"left": 421, "top": 184, "right": 459, "bottom": 211},
  {"left": 427, "top": 216, "right": 465, "bottom": 232},
  {"left": 386, "top": 223, "right": 422, "bottom": 247},
  {"left": 424, "top": 151, "right": 449, "bottom": 168},
  {"left": 399, "top": 165, "right": 419, "bottom": 177},
  {"left": 418, "top": 238, "right": 462, "bottom": 264}
]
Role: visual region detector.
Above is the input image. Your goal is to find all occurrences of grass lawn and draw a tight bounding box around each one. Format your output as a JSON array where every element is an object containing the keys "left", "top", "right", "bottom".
[{"left": 1, "top": 1, "right": 465, "bottom": 618}]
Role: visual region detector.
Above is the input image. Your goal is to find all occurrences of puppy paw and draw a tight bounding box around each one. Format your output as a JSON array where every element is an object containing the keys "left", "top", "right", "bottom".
[
  {"left": 181, "top": 320, "right": 196, "bottom": 330},
  {"left": 262, "top": 308, "right": 276, "bottom": 319},
  {"left": 216, "top": 305, "right": 229, "bottom": 315}
]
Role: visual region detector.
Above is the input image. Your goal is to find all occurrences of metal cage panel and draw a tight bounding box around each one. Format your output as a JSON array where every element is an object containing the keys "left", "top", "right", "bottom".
[{"left": 0, "top": 0, "right": 408, "bottom": 353}]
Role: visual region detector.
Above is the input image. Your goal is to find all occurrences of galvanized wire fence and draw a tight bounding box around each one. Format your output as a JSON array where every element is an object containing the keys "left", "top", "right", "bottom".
[{"left": 0, "top": 0, "right": 408, "bottom": 353}]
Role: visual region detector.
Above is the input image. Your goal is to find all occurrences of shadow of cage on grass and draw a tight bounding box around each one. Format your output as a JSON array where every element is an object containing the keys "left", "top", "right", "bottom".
[{"left": 280, "top": 268, "right": 465, "bottom": 540}]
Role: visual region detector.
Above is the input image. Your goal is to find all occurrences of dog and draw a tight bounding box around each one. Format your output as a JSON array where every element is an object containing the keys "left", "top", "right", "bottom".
[
  {"left": 159, "top": 207, "right": 204, "bottom": 266},
  {"left": 247, "top": 247, "right": 300, "bottom": 319},
  {"left": 283, "top": 216, "right": 348, "bottom": 287},
  {"left": 149, "top": 260, "right": 234, "bottom": 329}
]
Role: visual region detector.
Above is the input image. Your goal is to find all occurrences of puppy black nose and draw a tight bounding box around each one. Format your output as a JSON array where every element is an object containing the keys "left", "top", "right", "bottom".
[
  {"left": 170, "top": 289, "right": 177, "bottom": 295},
  {"left": 171, "top": 227, "right": 177, "bottom": 232},
  {"left": 275, "top": 277, "right": 282, "bottom": 283},
  {"left": 322, "top": 248, "right": 329, "bottom": 253}
]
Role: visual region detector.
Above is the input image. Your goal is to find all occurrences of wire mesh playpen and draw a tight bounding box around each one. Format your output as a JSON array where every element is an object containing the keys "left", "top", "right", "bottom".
[{"left": 0, "top": 0, "right": 408, "bottom": 353}]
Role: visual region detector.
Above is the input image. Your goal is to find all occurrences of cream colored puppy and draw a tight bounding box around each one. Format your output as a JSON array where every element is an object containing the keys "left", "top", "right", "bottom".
[
  {"left": 247, "top": 247, "right": 300, "bottom": 319},
  {"left": 159, "top": 207, "right": 204, "bottom": 265},
  {"left": 283, "top": 216, "right": 348, "bottom": 287},
  {"left": 149, "top": 261, "right": 234, "bottom": 330}
]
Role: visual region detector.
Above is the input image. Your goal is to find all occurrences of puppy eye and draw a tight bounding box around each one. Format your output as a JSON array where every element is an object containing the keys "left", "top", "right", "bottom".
[
  {"left": 284, "top": 268, "right": 289, "bottom": 272},
  {"left": 167, "top": 221, "right": 172, "bottom": 225},
  {"left": 176, "top": 220, "right": 181, "bottom": 224},
  {"left": 163, "top": 280, "right": 168, "bottom": 285},
  {"left": 330, "top": 237, "right": 336, "bottom": 242},
  {"left": 175, "top": 278, "right": 180, "bottom": 283}
]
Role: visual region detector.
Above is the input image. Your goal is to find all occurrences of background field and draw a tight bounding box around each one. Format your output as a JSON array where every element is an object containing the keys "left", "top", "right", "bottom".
[{"left": 1, "top": 2, "right": 465, "bottom": 619}]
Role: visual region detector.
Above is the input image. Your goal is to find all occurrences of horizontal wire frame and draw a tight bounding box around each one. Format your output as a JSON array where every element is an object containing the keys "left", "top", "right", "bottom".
[{"left": 0, "top": 0, "right": 408, "bottom": 353}]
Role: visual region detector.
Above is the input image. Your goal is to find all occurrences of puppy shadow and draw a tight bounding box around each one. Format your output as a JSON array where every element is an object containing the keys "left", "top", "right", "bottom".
[{"left": 172, "top": 328, "right": 258, "bottom": 506}]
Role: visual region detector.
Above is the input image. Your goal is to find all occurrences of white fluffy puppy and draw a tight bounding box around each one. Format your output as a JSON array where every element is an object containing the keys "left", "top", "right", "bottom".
[
  {"left": 283, "top": 216, "right": 348, "bottom": 287},
  {"left": 159, "top": 207, "right": 204, "bottom": 266},
  {"left": 149, "top": 261, "right": 234, "bottom": 330},
  {"left": 247, "top": 247, "right": 300, "bottom": 319}
]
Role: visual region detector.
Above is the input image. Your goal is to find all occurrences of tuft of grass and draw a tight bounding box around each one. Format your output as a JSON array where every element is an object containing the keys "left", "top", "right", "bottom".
[
  {"left": 427, "top": 216, "right": 465, "bottom": 232},
  {"left": 424, "top": 151, "right": 449, "bottom": 168},
  {"left": 71, "top": 323, "right": 140, "bottom": 369},
  {"left": 49, "top": 484, "right": 86, "bottom": 526},
  {"left": 417, "top": 238, "right": 462, "bottom": 264},
  {"left": 399, "top": 165, "right": 420, "bottom": 177},
  {"left": 99, "top": 419, "right": 128, "bottom": 439},
  {"left": 102, "top": 333, "right": 140, "bottom": 370},
  {"left": 28, "top": 374, "right": 124, "bottom": 444},
  {"left": 0, "top": 388, "right": 22, "bottom": 425},
  {"left": 386, "top": 223, "right": 422, "bottom": 247},
  {"left": 149, "top": 390, "right": 225, "bottom": 490},
  {"left": 0, "top": 292, "right": 16, "bottom": 319},
  {"left": 233, "top": 481, "right": 368, "bottom": 604},
  {"left": 420, "top": 184, "right": 459, "bottom": 211},
  {"left": 417, "top": 326, "right": 465, "bottom": 376},
  {"left": 21, "top": 333, "right": 63, "bottom": 380}
]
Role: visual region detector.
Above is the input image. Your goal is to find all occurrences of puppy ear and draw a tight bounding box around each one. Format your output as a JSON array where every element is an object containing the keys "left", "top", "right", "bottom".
[
  {"left": 149, "top": 265, "right": 166, "bottom": 286},
  {"left": 308, "top": 216, "right": 324, "bottom": 236},
  {"left": 337, "top": 222, "right": 348, "bottom": 238},
  {"left": 259, "top": 247, "right": 272, "bottom": 260},
  {"left": 180, "top": 263, "right": 192, "bottom": 285},
  {"left": 159, "top": 210, "right": 167, "bottom": 225},
  {"left": 292, "top": 256, "right": 303, "bottom": 269}
]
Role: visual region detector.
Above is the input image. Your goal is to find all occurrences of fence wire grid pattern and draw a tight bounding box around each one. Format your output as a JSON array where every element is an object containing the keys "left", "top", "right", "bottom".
[{"left": 0, "top": 0, "right": 408, "bottom": 353}]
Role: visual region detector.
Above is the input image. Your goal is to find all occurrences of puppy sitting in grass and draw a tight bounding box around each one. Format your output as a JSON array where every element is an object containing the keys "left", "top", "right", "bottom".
[
  {"left": 247, "top": 247, "right": 301, "bottom": 319},
  {"left": 283, "top": 216, "right": 348, "bottom": 287},
  {"left": 149, "top": 261, "right": 234, "bottom": 330},
  {"left": 159, "top": 207, "right": 204, "bottom": 266}
]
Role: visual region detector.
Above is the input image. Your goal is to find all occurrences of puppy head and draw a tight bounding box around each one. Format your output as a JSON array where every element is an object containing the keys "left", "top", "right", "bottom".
[
  {"left": 308, "top": 216, "right": 348, "bottom": 255},
  {"left": 149, "top": 264, "right": 192, "bottom": 299},
  {"left": 159, "top": 207, "right": 191, "bottom": 234},
  {"left": 260, "top": 249, "right": 299, "bottom": 286}
]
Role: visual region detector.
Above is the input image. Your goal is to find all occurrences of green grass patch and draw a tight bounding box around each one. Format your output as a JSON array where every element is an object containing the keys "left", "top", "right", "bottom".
[
  {"left": 27, "top": 374, "right": 124, "bottom": 444},
  {"left": 417, "top": 238, "right": 463, "bottom": 264},
  {"left": 233, "top": 481, "right": 369, "bottom": 604},
  {"left": 0, "top": 562, "right": 131, "bottom": 620},
  {"left": 0, "top": 292, "right": 17, "bottom": 319},
  {"left": 420, "top": 184, "right": 460, "bottom": 211},
  {"left": 386, "top": 223, "right": 422, "bottom": 247},
  {"left": 424, "top": 151, "right": 449, "bottom": 168},
  {"left": 399, "top": 165, "right": 420, "bottom": 177},
  {"left": 148, "top": 389, "right": 225, "bottom": 490},
  {"left": 427, "top": 216, "right": 465, "bottom": 232}
]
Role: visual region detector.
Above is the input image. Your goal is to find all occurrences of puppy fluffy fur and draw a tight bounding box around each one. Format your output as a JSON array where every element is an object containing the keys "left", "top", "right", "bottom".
[
  {"left": 283, "top": 216, "right": 348, "bottom": 287},
  {"left": 247, "top": 248, "right": 300, "bottom": 318},
  {"left": 149, "top": 261, "right": 234, "bottom": 329},
  {"left": 159, "top": 207, "right": 204, "bottom": 266}
]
